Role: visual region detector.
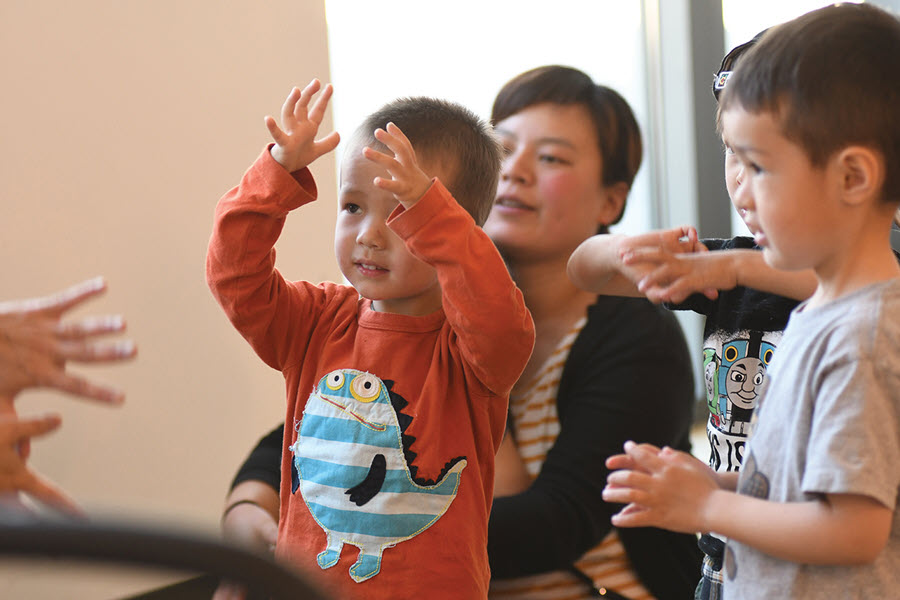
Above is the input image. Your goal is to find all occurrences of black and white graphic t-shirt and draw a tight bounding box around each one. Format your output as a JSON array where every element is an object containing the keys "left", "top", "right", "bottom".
[{"left": 667, "top": 236, "right": 800, "bottom": 559}]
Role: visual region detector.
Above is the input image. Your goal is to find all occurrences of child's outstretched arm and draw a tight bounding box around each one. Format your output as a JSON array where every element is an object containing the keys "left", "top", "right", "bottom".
[
  {"left": 372, "top": 122, "right": 534, "bottom": 397},
  {"left": 625, "top": 247, "right": 817, "bottom": 304},
  {"left": 266, "top": 79, "right": 340, "bottom": 173},
  {"left": 567, "top": 226, "right": 706, "bottom": 298},
  {"left": 207, "top": 80, "right": 342, "bottom": 370},
  {"left": 604, "top": 442, "right": 892, "bottom": 565}
]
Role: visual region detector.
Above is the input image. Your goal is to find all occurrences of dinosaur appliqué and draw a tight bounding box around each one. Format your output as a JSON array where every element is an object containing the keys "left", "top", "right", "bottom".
[{"left": 289, "top": 369, "right": 467, "bottom": 583}]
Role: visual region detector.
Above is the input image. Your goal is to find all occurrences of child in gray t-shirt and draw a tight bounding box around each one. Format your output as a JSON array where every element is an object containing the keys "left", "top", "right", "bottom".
[
  {"left": 600, "top": 5, "right": 900, "bottom": 598},
  {"left": 727, "top": 280, "right": 900, "bottom": 596}
]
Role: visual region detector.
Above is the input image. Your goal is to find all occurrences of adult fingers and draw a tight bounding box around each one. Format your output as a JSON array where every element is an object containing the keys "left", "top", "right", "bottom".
[
  {"left": 212, "top": 581, "right": 247, "bottom": 600},
  {"left": 258, "top": 514, "right": 278, "bottom": 550},
  {"left": 44, "top": 371, "right": 125, "bottom": 404},
  {"left": 0, "top": 413, "right": 62, "bottom": 444},
  {"left": 23, "top": 470, "right": 84, "bottom": 517},
  {"left": 23, "top": 277, "right": 107, "bottom": 318},
  {"left": 56, "top": 314, "right": 126, "bottom": 340},
  {"left": 56, "top": 339, "right": 137, "bottom": 363}
]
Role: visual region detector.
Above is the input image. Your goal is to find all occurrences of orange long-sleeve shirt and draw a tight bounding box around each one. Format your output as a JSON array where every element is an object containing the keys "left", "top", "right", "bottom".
[{"left": 207, "top": 148, "right": 534, "bottom": 599}]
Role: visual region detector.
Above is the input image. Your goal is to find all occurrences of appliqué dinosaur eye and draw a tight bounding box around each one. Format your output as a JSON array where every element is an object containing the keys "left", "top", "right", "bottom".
[
  {"left": 350, "top": 373, "right": 381, "bottom": 403},
  {"left": 326, "top": 371, "right": 345, "bottom": 391}
]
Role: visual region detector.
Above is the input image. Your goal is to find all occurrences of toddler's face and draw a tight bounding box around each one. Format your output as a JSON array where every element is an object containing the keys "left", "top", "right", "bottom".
[
  {"left": 723, "top": 139, "right": 753, "bottom": 232},
  {"left": 720, "top": 106, "right": 834, "bottom": 272},
  {"left": 334, "top": 142, "right": 443, "bottom": 316}
]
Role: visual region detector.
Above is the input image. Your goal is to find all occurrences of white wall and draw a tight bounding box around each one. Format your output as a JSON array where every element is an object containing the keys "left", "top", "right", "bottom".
[{"left": 1, "top": 0, "right": 338, "bottom": 531}]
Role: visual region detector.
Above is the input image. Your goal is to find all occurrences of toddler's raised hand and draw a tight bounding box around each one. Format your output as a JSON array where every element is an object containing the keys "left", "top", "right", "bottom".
[
  {"left": 362, "top": 123, "right": 432, "bottom": 208},
  {"left": 266, "top": 79, "right": 340, "bottom": 173}
]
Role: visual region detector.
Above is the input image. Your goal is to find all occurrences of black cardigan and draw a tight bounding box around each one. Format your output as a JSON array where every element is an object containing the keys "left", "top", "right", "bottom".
[{"left": 232, "top": 296, "right": 702, "bottom": 599}]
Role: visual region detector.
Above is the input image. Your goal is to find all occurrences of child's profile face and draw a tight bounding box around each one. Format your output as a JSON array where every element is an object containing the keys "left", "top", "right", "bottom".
[
  {"left": 334, "top": 141, "right": 443, "bottom": 316},
  {"left": 720, "top": 106, "right": 835, "bottom": 272}
]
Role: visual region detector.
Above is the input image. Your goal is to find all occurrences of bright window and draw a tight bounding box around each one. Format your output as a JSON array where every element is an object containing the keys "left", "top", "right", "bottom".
[{"left": 324, "top": 0, "right": 651, "bottom": 234}]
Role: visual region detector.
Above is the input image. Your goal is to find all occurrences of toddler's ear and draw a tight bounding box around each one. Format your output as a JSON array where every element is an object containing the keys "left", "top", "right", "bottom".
[{"left": 836, "top": 146, "right": 884, "bottom": 206}]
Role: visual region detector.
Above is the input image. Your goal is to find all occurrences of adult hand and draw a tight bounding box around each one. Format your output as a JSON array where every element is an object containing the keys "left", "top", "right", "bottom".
[
  {"left": 0, "top": 412, "right": 82, "bottom": 515},
  {"left": 0, "top": 276, "right": 136, "bottom": 403},
  {"left": 213, "top": 483, "right": 279, "bottom": 600}
]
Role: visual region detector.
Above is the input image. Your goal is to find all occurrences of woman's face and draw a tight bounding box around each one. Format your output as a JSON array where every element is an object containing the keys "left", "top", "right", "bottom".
[{"left": 484, "top": 103, "right": 618, "bottom": 264}]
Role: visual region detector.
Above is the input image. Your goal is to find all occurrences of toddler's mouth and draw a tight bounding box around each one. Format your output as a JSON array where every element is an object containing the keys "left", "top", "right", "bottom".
[{"left": 356, "top": 261, "right": 388, "bottom": 275}]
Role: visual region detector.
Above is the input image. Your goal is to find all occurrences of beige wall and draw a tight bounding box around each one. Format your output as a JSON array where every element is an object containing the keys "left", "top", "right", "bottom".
[{"left": 2, "top": 0, "right": 338, "bottom": 536}]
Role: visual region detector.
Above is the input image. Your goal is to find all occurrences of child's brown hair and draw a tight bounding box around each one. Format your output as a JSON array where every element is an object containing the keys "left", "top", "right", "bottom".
[
  {"left": 355, "top": 97, "right": 502, "bottom": 226},
  {"left": 721, "top": 3, "right": 900, "bottom": 204}
]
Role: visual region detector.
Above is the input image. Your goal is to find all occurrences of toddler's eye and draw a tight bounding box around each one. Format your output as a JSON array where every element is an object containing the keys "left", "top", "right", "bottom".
[
  {"left": 343, "top": 203, "right": 361, "bottom": 214},
  {"left": 539, "top": 154, "right": 568, "bottom": 165}
]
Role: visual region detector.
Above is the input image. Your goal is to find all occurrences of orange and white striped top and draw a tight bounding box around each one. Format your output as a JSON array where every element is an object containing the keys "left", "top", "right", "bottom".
[{"left": 489, "top": 318, "right": 654, "bottom": 600}]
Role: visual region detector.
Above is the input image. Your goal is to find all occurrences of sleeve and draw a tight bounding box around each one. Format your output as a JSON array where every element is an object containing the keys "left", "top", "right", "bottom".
[
  {"left": 487, "top": 299, "right": 698, "bottom": 579},
  {"left": 388, "top": 179, "right": 535, "bottom": 396},
  {"left": 230, "top": 424, "right": 284, "bottom": 491},
  {"left": 803, "top": 348, "right": 900, "bottom": 509},
  {"left": 205, "top": 147, "right": 334, "bottom": 370}
]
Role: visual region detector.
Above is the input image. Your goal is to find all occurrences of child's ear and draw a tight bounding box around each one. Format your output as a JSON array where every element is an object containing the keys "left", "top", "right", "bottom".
[
  {"left": 836, "top": 146, "right": 884, "bottom": 207},
  {"left": 597, "top": 182, "right": 630, "bottom": 227}
]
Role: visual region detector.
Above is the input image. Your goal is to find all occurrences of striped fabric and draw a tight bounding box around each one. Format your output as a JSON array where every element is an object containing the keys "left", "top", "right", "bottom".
[
  {"left": 489, "top": 319, "right": 653, "bottom": 600},
  {"left": 292, "top": 369, "right": 464, "bottom": 582}
]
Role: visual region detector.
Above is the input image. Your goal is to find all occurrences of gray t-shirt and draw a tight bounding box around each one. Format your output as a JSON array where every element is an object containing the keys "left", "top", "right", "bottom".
[{"left": 724, "top": 279, "right": 900, "bottom": 599}]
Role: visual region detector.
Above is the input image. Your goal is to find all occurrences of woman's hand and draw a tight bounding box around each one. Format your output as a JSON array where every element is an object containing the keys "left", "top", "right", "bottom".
[
  {"left": 0, "top": 276, "right": 136, "bottom": 403},
  {"left": 0, "top": 412, "right": 82, "bottom": 515}
]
